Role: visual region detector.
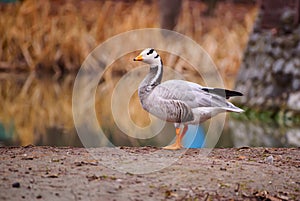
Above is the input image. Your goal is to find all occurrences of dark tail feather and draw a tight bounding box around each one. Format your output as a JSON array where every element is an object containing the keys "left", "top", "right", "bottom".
[{"left": 202, "top": 88, "right": 243, "bottom": 99}]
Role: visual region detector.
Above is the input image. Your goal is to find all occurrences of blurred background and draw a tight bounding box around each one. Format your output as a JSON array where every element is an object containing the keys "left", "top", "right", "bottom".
[{"left": 0, "top": 0, "right": 299, "bottom": 148}]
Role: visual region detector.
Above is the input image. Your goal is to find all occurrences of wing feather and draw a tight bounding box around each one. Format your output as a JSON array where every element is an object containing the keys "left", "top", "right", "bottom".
[
  {"left": 143, "top": 80, "right": 242, "bottom": 123},
  {"left": 152, "top": 80, "right": 234, "bottom": 109}
]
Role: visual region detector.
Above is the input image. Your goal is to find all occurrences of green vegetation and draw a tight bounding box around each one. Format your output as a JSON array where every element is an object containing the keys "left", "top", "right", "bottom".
[{"left": 230, "top": 106, "right": 300, "bottom": 126}]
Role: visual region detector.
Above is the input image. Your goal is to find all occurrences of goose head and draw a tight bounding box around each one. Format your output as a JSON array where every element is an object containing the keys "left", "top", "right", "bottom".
[{"left": 133, "top": 48, "right": 161, "bottom": 66}]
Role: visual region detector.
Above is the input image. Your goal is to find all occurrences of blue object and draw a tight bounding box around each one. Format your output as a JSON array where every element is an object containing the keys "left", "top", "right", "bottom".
[{"left": 183, "top": 125, "right": 205, "bottom": 148}]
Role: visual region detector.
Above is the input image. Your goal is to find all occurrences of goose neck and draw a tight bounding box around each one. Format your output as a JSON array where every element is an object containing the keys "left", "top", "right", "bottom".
[{"left": 148, "top": 62, "right": 163, "bottom": 86}]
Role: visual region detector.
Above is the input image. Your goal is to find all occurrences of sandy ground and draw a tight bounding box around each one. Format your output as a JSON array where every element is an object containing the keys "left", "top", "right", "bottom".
[{"left": 0, "top": 146, "right": 299, "bottom": 201}]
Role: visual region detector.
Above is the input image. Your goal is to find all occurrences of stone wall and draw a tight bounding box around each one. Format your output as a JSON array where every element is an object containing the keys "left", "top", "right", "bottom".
[{"left": 235, "top": 3, "right": 300, "bottom": 111}]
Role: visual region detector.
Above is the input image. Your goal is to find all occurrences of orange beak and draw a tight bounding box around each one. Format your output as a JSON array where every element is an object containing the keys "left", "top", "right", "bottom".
[{"left": 133, "top": 55, "right": 143, "bottom": 61}]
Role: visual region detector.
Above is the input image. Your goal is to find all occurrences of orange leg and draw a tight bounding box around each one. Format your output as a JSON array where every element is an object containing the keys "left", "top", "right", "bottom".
[{"left": 163, "top": 125, "right": 188, "bottom": 150}]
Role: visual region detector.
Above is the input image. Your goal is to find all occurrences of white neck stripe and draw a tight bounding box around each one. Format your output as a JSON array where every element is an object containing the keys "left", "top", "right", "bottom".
[{"left": 149, "top": 62, "right": 162, "bottom": 86}]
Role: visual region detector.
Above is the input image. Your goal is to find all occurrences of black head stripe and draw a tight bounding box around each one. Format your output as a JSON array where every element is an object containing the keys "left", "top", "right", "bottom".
[
  {"left": 147, "top": 48, "right": 154, "bottom": 55},
  {"left": 154, "top": 54, "right": 159, "bottom": 58}
]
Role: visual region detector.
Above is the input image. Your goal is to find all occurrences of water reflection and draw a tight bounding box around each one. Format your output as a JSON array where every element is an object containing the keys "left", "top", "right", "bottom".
[
  {"left": 0, "top": 73, "right": 74, "bottom": 146},
  {"left": 0, "top": 73, "right": 299, "bottom": 148},
  {"left": 227, "top": 118, "right": 300, "bottom": 147}
]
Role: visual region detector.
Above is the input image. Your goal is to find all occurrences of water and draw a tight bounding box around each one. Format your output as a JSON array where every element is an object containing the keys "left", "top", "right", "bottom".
[{"left": 0, "top": 73, "right": 299, "bottom": 148}]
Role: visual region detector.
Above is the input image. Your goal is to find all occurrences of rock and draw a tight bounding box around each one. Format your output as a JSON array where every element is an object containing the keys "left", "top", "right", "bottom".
[
  {"left": 265, "top": 73, "right": 272, "bottom": 83},
  {"left": 272, "top": 59, "right": 284, "bottom": 73},
  {"left": 287, "top": 92, "right": 300, "bottom": 110},
  {"left": 264, "top": 86, "right": 274, "bottom": 97},
  {"left": 237, "top": 65, "right": 249, "bottom": 81},
  {"left": 265, "top": 155, "right": 274, "bottom": 164},
  {"left": 256, "top": 97, "right": 264, "bottom": 105},
  {"left": 265, "top": 44, "right": 273, "bottom": 55},
  {"left": 249, "top": 33, "right": 260, "bottom": 45},
  {"left": 286, "top": 129, "right": 300, "bottom": 147},
  {"left": 12, "top": 182, "right": 20, "bottom": 188},
  {"left": 283, "top": 36, "right": 296, "bottom": 49},
  {"left": 280, "top": 9, "right": 296, "bottom": 33},
  {"left": 249, "top": 67, "right": 263, "bottom": 80},
  {"left": 271, "top": 47, "right": 282, "bottom": 59},
  {"left": 280, "top": 9, "right": 296, "bottom": 25},
  {"left": 292, "top": 79, "right": 300, "bottom": 91},
  {"left": 264, "top": 57, "right": 274, "bottom": 70},
  {"left": 282, "top": 50, "right": 291, "bottom": 59},
  {"left": 284, "top": 61, "right": 295, "bottom": 75},
  {"left": 293, "top": 58, "right": 300, "bottom": 68},
  {"left": 273, "top": 37, "right": 283, "bottom": 47},
  {"left": 235, "top": 23, "right": 300, "bottom": 112},
  {"left": 248, "top": 44, "right": 258, "bottom": 54}
]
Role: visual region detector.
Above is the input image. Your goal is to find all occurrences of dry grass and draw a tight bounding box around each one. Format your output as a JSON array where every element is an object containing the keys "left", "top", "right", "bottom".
[
  {"left": 0, "top": 0, "right": 258, "bottom": 145},
  {"left": 0, "top": 1, "right": 257, "bottom": 78},
  {"left": 0, "top": 0, "right": 157, "bottom": 73}
]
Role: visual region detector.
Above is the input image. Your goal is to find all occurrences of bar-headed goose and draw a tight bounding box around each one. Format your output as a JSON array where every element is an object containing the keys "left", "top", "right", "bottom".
[{"left": 133, "top": 48, "right": 243, "bottom": 150}]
